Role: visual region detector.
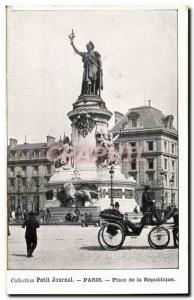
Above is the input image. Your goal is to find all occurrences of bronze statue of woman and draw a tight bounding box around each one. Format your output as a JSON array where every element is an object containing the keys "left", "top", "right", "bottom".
[{"left": 69, "top": 30, "right": 103, "bottom": 96}]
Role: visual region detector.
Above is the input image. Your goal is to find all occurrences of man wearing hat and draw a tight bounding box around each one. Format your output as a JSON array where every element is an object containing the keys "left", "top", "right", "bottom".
[
  {"left": 22, "top": 211, "right": 40, "bottom": 257},
  {"left": 114, "top": 202, "right": 120, "bottom": 211},
  {"left": 113, "top": 201, "right": 143, "bottom": 233},
  {"left": 142, "top": 185, "right": 160, "bottom": 223}
]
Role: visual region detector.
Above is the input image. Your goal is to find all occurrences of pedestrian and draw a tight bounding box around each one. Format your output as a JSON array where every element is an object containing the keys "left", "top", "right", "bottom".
[
  {"left": 45, "top": 208, "right": 51, "bottom": 223},
  {"left": 47, "top": 208, "right": 51, "bottom": 221},
  {"left": 7, "top": 213, "right": 11, "bottom": 236},
  {"left": 84, "top": 212, "right": 89, "bottom": 227},
  {"left": 11, "top": 209, "right": 15, "bottom": 222},
  {"left": 133, "top": 206, "right": 139, "bottom": 214},
  {"left": 65, "top": 212, "right": 71, "bottom": 222},
  {"left": 22, "top": 211, "right": 40, "bottom": 257},
  {"left": 42, "top": 208, "right": 46, "bottom": 222}
]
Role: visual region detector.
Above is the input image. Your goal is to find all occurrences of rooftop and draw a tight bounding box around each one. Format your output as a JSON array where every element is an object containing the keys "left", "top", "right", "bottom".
[
  {"left": 110, "top": 105, "right": 177, "bottom": 133},
  {"left": 8, "top": 141, "right": 63, "bottom": 151}
]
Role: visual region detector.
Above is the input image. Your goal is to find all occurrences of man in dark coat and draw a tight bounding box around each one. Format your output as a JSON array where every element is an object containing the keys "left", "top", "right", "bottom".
[
  {"left": 172, "top": 207, "right": 179, "bottom": 247},
  {"left": 22, "top": 211, "right": 40, "bottom": 257},
  {"left": 142, "top": 185, "right": 160, "bottom": 223},
  {"left": 113, "top": 202, "right": 146, "bottom": 234}
]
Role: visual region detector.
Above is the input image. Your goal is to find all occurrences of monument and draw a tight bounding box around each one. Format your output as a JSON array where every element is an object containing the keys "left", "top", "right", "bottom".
[{"left": 46, "top": 30, "right": 137, "bottom": 213}]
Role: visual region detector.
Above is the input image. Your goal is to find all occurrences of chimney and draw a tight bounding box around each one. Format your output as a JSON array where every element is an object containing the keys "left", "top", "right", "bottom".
[
  {"left": 9, "top": 138, "right": 18, "bottom": 147},
  {"left": 46, "top": 135, "right": 55, "bottom": 146},
  {"left": 24, "top": 135, "right": 27, "bottom": 144},
  {"left": 114, "top": 111, "right": 124, "bottom": 125},
  {"left": 148, "top": 100, "right": 151, "bottom": 107}
]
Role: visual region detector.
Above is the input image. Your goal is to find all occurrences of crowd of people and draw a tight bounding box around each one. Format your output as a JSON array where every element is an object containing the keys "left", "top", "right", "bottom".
[
  {"left": 9, "top": 208, "right": 51, "bottom": 223},
  {"left": 39, "top": 208, "right": 51, "bottom": 223}
]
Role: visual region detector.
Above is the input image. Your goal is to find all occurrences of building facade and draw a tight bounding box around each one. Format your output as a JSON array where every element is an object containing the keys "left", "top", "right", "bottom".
[
  {"left": 7, "top": 136, "right": 62, "bottom": 214},
  {"left": 110, "top": 105, "right": 178, "bottom": 209}
]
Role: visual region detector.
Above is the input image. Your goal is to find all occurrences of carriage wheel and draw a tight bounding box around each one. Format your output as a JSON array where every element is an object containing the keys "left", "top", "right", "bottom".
[
  {"left": 98, "top": 227, "right": 109, "bottom": 250},
  {"left": 148, "top": 226, "right": 170, "bottom": 249},
  {"left": 98, "top": 223, "right": 125, "bottom": 251}
]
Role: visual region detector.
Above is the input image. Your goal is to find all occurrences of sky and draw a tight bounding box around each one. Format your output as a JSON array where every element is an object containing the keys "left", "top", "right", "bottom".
[{"left": 7, "top": 8, "right": 177, "bottom": 144}]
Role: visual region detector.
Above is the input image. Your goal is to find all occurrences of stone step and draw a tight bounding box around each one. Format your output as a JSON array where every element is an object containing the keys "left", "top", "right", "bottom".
[
  {"left": 49, "top": 206, "right": 101, "bottom": 213},
  {"left": 9, "top": 211, "right": 142, "bottom": 225},
  {"left": 50, "top": 213, "right": 100, "bottom": 220},
  {"left": 48, "top": 206, "right": 101, "bottom": 225}
]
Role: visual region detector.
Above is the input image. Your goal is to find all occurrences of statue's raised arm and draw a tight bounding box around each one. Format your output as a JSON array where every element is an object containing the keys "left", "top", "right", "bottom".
[
  {"left": 68, "top": 30, "right": 103, "bottom": 96},
  {"left": 69, "top": 30, "right": 84, "bottom": 57}
]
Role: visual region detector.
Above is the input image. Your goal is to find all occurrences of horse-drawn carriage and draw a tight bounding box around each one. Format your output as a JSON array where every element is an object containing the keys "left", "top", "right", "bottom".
[{"left": 98, "top": 208, "right": 178, "bottom": 251}]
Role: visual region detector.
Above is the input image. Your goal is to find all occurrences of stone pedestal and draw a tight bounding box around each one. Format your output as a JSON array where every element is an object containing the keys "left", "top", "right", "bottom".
[{"left": 47, "top": 94, "right": 138, "bottom": 213}]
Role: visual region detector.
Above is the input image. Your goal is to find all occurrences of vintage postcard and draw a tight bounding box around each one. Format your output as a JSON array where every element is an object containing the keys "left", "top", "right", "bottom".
[{"left": 5, "top": 5, "right": 188, "bottom": 295}]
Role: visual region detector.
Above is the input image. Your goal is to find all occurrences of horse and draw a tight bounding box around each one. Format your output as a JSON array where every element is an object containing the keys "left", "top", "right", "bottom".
[{"left": 162, "top": 206, "right": 179, "bottom": 247}]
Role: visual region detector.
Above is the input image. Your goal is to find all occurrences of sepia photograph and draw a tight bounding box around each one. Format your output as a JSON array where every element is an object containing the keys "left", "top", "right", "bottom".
[{"left": 5, "top": 5, "right": 188, "bottom": 295}]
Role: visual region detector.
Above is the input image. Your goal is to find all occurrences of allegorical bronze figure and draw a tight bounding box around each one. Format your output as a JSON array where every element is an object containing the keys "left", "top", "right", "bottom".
[{"left": 69, "top": 30, "right": 103, "bottom": 96}]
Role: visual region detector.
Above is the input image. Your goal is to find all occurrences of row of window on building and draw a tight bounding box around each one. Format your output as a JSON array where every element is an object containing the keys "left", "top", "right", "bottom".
[
  {"left": 9, "top": 159, "right": 175, "bottom": 176},
  {"left": 8, "top": 165, "right": 52, "bottom": 177},
  {"left": 8, "top": 175, "right": 51, "bottom": 189},
  {"left": 8, "top": 149, "right": 48, "bottom": 160},
  {"left": 125, "top": 157, "right": 176, "bottom": 171},
  {"left": 120, "top": 140, "right": 177, "bottom": 155},
  {"left": 8, "top": 140, "right": 177, "bottom": 160},
  {"left": 127, "top": 171, "right": 175, "bottom": 188}
]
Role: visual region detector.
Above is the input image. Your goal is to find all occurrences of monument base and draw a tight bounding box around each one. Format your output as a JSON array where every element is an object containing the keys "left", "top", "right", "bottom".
[{"left": 46, "top": 166, "right": 137, "bottom": 213}]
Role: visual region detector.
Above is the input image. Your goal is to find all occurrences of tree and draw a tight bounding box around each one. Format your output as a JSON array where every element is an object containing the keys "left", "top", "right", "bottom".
[
  {"left": 25, "top": 177, "right": 45, "bottom": 211},
  {"left": 25, "top": 178, "right": 36, "bottom": 211}
]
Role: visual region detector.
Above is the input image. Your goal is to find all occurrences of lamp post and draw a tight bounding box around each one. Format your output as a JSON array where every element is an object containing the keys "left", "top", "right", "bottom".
[
  {"left": 170, "top": 175, "right": 174, "bottom": 206},
  {"left": 10, "top": 195, "right": 15, "bottom": 211},
  {"left": 109, "top": 165, "right": 114, "bottom": 208},
  {"left": 8, "top": 196, "right": 12, "bottom": 219},
  {"left": 160, "top": 169, "right": 166, "bottom": 210},
  {"left": 16, "top": 172, "right": 22, "bottom": 217},
  {"left": 35, "top": 176, "right": 40, "bottom": 215}
]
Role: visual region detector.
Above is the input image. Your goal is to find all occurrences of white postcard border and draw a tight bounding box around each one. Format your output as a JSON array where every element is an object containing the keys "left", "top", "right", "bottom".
[{"left": 3, "top": 4, "right": 189, "bottom": 296}]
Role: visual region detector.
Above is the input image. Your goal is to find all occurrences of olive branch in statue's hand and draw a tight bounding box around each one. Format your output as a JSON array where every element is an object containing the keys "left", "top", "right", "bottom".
[{"left": 68, "top": 29, "right": 75, "bottom": 43}]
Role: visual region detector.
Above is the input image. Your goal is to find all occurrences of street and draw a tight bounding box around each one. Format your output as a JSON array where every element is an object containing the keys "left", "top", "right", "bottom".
[{"left": 8, "top": 225, "right": 178, "bottom": 270}]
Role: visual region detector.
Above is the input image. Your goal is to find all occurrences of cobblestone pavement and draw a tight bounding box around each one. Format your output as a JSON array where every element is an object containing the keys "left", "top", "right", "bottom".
[{"left": 8, "top": 225, "right": 178, "bottom": 270}]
